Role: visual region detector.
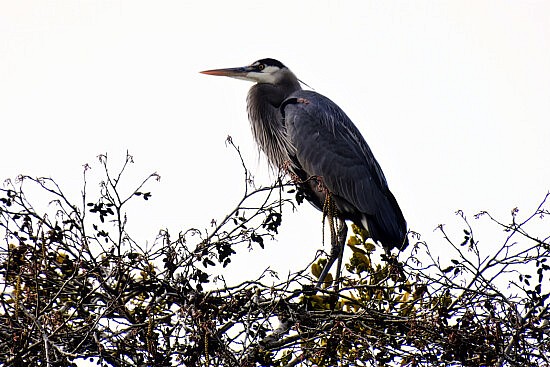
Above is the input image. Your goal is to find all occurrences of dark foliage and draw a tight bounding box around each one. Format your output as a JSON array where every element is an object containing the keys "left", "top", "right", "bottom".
[{"left": 1, "top": 145, "right": 549, "bottom": 366}]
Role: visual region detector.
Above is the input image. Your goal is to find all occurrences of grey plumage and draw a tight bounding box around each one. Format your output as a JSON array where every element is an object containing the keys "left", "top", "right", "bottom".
[
  {"left": 201, "top": 58, "right": 408, "bottom": 282},
  {"left": 282, "top": 90, "right": 407, "bottom": 249}
]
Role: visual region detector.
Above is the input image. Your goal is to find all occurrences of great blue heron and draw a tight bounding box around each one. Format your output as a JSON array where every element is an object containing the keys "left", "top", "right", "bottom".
[{"left": 201, "top": 58, "right": 408, "bottom": 287}]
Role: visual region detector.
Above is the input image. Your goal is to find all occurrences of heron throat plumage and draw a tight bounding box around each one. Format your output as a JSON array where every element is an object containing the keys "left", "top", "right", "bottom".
[{"left": 246, "top": 69, "right": 302, "bottom": 170}]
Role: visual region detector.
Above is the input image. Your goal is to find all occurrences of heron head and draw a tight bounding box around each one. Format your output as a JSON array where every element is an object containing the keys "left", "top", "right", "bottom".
[{"left": 201, "top": 58, "right": 288, "bottom": 84}]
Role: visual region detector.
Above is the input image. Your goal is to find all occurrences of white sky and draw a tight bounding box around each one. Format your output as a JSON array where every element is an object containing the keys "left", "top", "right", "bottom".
[{"left": 2, "top": 1, "right": 550, "bottom": 284}]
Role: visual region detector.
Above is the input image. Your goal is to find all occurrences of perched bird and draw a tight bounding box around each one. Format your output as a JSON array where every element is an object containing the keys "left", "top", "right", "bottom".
[{"left": 201, "top": 58, "right": 408, "bottom": 286}]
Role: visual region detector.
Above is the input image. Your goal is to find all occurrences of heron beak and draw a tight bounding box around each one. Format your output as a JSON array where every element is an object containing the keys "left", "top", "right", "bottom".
[{"left": 200, "top": 66, "right": 254, "bottom": 80}]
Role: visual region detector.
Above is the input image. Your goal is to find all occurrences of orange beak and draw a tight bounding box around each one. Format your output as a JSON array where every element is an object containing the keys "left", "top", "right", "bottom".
[{"left": 200, "top": 65, "right": 253, "bottom": 79}]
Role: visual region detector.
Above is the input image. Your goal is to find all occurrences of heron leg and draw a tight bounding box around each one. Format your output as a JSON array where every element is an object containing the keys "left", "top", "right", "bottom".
[
  {"left": 316, "top": 220, "right": 348, "bottom": 289},
  {"left": 333, "top": 221, "right": 348, "bottom": 290}
]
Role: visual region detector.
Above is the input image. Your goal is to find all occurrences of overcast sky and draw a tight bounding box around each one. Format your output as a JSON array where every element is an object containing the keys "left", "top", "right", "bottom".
[{"left": 2, "top": 1, "right": 550, "bottom": 286}]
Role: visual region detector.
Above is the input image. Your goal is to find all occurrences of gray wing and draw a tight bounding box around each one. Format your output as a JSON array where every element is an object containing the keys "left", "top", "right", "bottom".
[{"left": 281, "top": 90, "right": 407, "bottom": 249}]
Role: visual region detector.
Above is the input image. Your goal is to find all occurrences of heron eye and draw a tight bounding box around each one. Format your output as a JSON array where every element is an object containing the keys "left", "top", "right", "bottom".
[{"left": 258, "top": 64, "right": 265, "bottom": 71}]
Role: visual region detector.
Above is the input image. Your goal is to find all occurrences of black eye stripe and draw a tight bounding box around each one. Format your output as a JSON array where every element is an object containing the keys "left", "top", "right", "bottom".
[{"left": 255, "top": 58, "right": 285, "bottom": 69}]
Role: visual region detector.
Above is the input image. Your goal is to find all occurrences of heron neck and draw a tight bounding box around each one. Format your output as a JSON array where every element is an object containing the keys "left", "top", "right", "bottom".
[{"left": 246, "top": 82, "right": 299, "bottom": 169}]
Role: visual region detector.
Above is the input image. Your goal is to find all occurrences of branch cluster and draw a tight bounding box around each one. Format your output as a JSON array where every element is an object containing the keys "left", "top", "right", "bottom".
[{"left": 1, "top": 147, "right": 549, "bottom": 366}]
